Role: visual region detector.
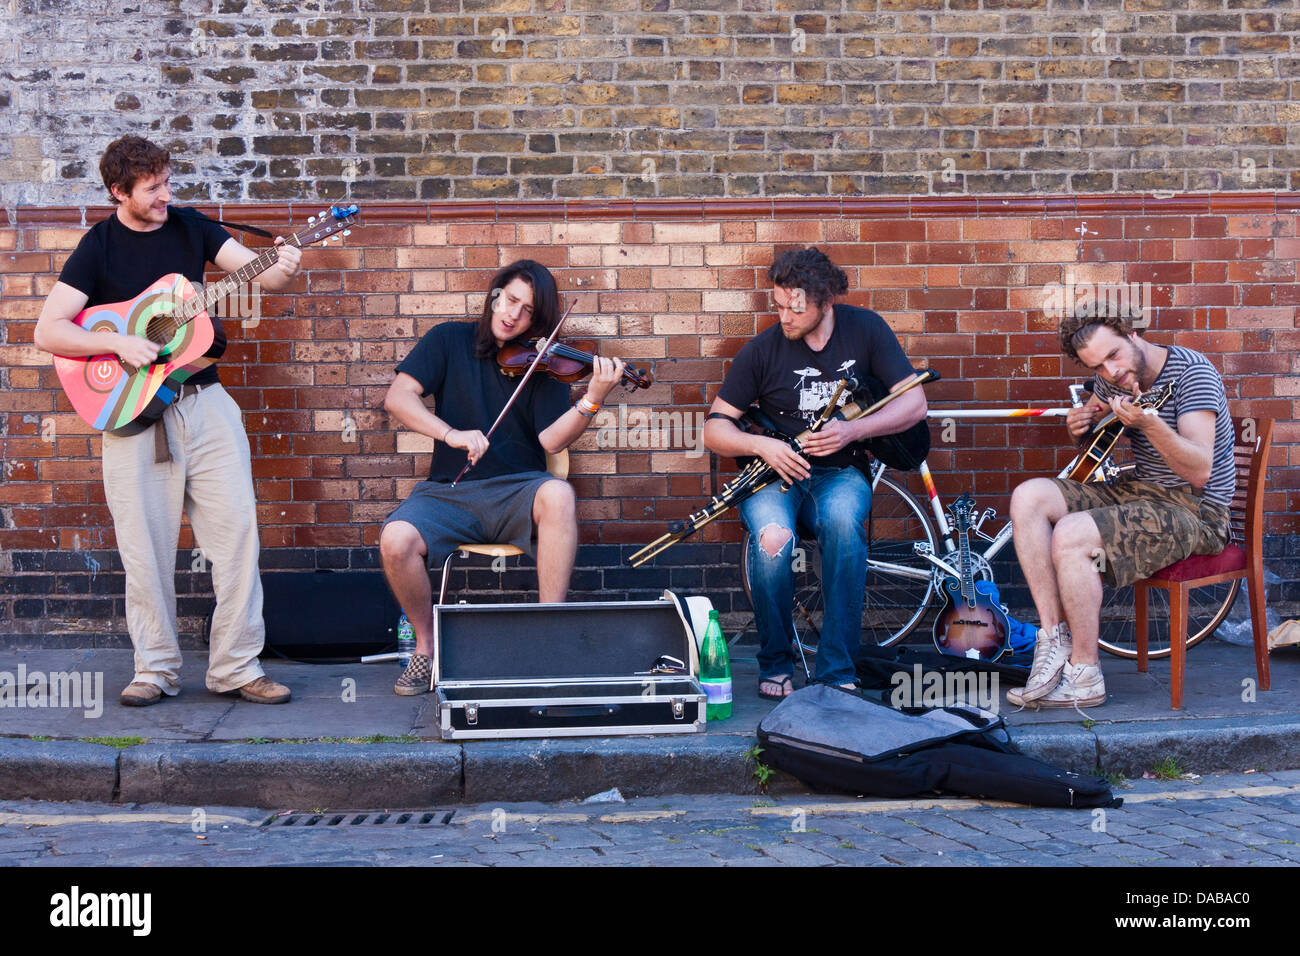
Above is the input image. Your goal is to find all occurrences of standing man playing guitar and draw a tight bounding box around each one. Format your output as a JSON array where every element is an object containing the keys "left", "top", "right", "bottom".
[
  {"left": 380, "top": 260, "right": 625, "bottom": 696},
  {"left": 1007, "top": 309, "right": 1236, "bottom": 710},
  {"left": 34, "top": 135, "right": 303, "bottom": 707},
  {"left": 702, "top": 247, "right": 928, "bottom": 698}
]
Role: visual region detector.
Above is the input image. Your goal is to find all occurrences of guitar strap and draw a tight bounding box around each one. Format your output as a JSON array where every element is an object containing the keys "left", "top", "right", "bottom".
[
  {"left": 168, "top": 205, "right": 275, "bottom": 239},
  {"left": 154, "top": 418, "right": 170, "bottom": 464}
]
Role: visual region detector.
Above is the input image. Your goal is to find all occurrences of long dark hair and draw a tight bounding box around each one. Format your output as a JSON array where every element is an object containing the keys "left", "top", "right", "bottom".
[{"left": 474, "top": 259, "right": 562, "bottom": 359}]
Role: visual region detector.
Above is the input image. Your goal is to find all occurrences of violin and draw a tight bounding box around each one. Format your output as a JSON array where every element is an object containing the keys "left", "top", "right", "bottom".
[{"left": 497, "top": 338, "right": 653, "bottom": 390}]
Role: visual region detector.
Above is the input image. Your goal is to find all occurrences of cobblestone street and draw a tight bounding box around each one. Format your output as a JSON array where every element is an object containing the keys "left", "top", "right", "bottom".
[{"left": 4, "top": 772, "right": 1300, "bottom": 867}]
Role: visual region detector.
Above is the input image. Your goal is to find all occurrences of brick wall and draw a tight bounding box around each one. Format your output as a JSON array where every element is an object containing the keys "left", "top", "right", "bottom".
[
  {"left": 2, "top": 193, "right": 1299, "bottom": 641},
  {"left": 3, "top": 0, "right": 1298, "bottom": 206}
]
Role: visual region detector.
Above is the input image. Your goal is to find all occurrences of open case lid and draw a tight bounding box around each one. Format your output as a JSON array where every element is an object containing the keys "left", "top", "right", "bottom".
[{"left": 434, "top": 590, "right": 704, "bottom": 685}]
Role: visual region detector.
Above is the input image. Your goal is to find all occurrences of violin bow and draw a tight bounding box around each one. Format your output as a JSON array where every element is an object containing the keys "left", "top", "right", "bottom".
[{"left": 450, "top": 299, "right": 576, "bottom": 487}]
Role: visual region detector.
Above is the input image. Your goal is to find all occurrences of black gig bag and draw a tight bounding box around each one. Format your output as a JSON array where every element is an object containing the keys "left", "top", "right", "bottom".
[{"left": 756, "top": 684, "right": 1120, "bottom": 809}]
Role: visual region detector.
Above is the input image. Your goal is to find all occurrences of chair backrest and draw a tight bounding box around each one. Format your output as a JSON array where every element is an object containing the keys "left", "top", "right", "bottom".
[
  {"left": 545, "top": 449, "right": 569, "bottom": 480},
  {"left": 1228, "top": 415, "right": 1273, "bottom": 560}
]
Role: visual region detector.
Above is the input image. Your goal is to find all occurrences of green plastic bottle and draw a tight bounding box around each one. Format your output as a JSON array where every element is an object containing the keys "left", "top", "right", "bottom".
[{"left": 700, "top": 609, "right": 732, "bottom": 721}]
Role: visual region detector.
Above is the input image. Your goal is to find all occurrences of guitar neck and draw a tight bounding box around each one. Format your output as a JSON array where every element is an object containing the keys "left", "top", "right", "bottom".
[
  {"left": 183, "top": 238, "right": 297, "bottom": 323},
  {"left": 958, "top": 528, "right": 975, "bottom": 607}
]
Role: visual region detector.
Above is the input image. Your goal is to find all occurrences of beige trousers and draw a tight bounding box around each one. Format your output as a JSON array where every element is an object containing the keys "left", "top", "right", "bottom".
[{"left": 101, "top": 383, "right": 266, "bottom": 694}]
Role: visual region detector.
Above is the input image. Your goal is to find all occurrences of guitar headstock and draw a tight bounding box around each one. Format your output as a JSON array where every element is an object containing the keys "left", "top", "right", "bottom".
[
  {"left": 950, "top": 493, "right": 973, "bottom": 532},
  {"left": 1137, "top": 378, "right": 1176, "bottom": 409},
  {"left": 295, "top": 204, "right": 360, "bottom": 247}
]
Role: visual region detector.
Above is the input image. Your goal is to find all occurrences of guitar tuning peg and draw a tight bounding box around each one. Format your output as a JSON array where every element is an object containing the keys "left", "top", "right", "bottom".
[
  {"left": 342, "top": 229, "right": 351, "bottom": 237},
  {"left": 331, "top": 234, "right": 340, "bottom": 241},
  {"left": 319, "top": 209, "right": 327, "bottom": 218},
  {"left": 307, "top": 215, "right": 316, "bottom": 224}
]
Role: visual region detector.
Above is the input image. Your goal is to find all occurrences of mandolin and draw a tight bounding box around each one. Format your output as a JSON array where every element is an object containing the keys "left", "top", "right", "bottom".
[
  {"left": 1065, "top": 379, "right": 1177, "bottom": 482},
  {"left": 53, "top": 204, "right": 359, "bottom": 435},
  {"left": 932, "top": 494, "right": 1010, "bottom": 662}
]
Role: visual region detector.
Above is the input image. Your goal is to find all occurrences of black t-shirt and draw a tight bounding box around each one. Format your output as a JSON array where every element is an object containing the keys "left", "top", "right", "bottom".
[
  {"left": 57, "top": 207, "right": 233, "bottom": 386},
  {"left": 395, "top": 321, "right": 571, "bottom": 482},
  {"left": 716, "top": 304, "right": 916, "bottom": 469}
]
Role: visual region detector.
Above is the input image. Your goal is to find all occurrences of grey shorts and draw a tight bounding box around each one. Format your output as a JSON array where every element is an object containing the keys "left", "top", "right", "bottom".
[{"left": 384, "top": 471, "right": 558, "bottom": 569}]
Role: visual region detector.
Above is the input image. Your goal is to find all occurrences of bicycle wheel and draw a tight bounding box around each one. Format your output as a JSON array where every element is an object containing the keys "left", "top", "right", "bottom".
[
  {"left": 1096, "top": 578, "right": 1242, "bottom": 659},
  {"left": 739, "top": 471, "right": 938, "bottom": 653}
]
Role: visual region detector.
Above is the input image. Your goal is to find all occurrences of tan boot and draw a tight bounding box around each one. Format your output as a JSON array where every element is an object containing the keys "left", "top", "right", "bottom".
[
  {"left": 237, "top": 675, "right": 291, "bottom": 704},
  {"left": 120, "top": 682, "right": 163, "bottom": 707}
]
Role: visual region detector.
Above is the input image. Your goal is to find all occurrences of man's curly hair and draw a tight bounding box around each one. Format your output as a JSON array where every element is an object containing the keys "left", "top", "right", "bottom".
[
  {"left": 100, "top": 135, "right": 170, "bottom": 204},
  {"left": 768, "top": 246, "right": 849, "bottom": 309},
  {"left": 1058, "top": 309, "right": 1134, "bottom": 362}
]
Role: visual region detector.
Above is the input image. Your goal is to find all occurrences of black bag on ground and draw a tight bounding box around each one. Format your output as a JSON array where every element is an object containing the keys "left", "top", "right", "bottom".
[{"left": 756, "top": 684, "right": 1120, "bottom": 809}]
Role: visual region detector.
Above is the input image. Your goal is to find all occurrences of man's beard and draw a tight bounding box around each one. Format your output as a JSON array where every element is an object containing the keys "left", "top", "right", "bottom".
[{"left": 1129, "top": 341, "right": 1149, "bottom": 390}]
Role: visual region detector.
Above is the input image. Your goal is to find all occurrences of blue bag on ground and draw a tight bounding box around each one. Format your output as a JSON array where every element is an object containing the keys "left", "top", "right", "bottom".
[{"left": 756, "top": 684, "right": 1120, "bottom": 809}]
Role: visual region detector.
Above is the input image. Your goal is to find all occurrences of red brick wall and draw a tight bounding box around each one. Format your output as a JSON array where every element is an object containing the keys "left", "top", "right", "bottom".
[{"left": 2, "top": 194, "right": 1298, "bottom": 637}]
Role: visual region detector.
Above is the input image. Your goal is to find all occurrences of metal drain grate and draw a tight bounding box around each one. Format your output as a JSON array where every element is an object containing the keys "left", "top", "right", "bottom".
[{"left": 263, "top": 810, "right": 456, "bottom": 829}]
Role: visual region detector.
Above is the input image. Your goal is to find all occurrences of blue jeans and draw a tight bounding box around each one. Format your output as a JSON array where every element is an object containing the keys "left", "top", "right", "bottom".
[{"left": 739, "top": 465, "right": 872, "bottom": 687}]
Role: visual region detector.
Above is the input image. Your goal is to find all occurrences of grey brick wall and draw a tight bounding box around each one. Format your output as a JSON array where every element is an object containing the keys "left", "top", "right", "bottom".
[{"left": 2, "top": 0, "right": 1297, "bottom": 206}]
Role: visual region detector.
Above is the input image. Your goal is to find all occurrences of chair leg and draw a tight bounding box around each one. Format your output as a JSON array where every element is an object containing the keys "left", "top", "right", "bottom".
[
  {"left": 1135, "top": 581, "right": 1149, "bottom": 673},
  {"left": 438, "top": 552, "right": 456, "bottom": 606},
  {"left": 1169, "top": 583, "right": 1188, "bottom": 711},
  {"left": 1247, "top": 563, "right": 1271, "bottom": 692}
]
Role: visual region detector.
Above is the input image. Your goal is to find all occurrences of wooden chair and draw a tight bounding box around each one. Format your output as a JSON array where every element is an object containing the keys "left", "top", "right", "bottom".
[
  {"left": 436, "top": 450, "right": 569, "bottom": 604},
  {"left": 1134, "top": 416, "right": 1274, "bottom": 710}
]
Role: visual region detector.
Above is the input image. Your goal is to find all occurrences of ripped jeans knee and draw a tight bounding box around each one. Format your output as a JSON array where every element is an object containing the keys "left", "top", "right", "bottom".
[{"left": 758, "top": 523, "right": 794, "bottom": 559}]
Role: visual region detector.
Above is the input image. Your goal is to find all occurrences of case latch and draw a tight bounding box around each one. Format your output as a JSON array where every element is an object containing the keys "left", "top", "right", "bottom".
[
  {"left": 466, "top": 703, "right": 479, "bottom": 726},
  {"left": 671, "top": 698, "right": 684, "bottom": 720}
]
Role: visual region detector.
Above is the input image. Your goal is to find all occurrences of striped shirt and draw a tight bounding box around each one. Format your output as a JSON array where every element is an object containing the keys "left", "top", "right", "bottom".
[{"left": 1092, "top": 345, "right": 1235, "bottom": 508}]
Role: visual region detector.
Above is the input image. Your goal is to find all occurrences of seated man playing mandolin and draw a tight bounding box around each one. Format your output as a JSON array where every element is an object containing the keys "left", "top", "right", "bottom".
[
  {"left": 1007, "top": 308, "right": 1236, "bottom": 710},
  {"left": 702, "top": 247, "right": 928, "bottom": 698},
  {"left": 380, "top": 259, "right": 625, "bottom": 696},
  {"left": 33, "top": 135, "right": 303, "bottom": 707}
]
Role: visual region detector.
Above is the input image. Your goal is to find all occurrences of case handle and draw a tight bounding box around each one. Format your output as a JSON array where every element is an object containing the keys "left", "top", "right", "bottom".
[{"left": 528, "top": 705, "right": 621, "bottom": 719}]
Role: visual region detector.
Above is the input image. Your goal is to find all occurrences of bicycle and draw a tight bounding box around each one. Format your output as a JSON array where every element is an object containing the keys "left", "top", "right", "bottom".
[{"left": 739, "top": 383, "right": 1241, "bottom": 671}]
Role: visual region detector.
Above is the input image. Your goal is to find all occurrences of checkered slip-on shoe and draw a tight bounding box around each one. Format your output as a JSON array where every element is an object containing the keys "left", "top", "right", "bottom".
[{"left": 394, "top": 654, "right": 434, "bottom": 696}]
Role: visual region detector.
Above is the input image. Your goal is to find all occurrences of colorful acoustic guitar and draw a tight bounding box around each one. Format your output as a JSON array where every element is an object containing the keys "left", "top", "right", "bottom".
[{"left": 54, "top": 204, "right": 359, "bottom": 435}]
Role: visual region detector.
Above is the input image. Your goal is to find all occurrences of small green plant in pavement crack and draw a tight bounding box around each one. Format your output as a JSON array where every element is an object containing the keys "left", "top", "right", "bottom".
[{"left": 744, "top": 744, "right": 773, "bottom": 792}]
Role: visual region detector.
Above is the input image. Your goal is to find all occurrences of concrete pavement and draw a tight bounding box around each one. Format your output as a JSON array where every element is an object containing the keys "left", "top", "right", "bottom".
[{"left": 1, "top": 638, "right": 1297, "bottom": 808}]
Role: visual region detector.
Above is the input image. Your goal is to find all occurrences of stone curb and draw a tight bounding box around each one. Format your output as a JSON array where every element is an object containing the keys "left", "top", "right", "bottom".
[
  {"left": 117, "top": 744, "right": 463, "bottom": 807},
  {"left": 0, "top": 739, "right": 118, "bottom": 803},
  {"left": 1, "top": 716, "right": 1298, "bottom": 808}
]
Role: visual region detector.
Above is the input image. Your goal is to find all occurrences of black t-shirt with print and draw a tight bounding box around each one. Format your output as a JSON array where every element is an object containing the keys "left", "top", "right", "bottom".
[
  {"left": 395, "top": 321, "right": 571, "bottom": 482},
  {"left": 717, "top": 304, "right": 916, "bottom": 469},
  {"left": 57, "top": 207, "right": 233, "bottom": 387}
]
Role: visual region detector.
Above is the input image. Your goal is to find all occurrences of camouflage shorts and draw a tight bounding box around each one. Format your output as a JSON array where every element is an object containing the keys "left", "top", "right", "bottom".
[{"left": 1049, "top": 477, "right": 1231, "bottom": 588}]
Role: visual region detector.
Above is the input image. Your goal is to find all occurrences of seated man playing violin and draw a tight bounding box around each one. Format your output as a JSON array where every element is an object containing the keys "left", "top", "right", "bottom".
[
  {"left": 380, "top": 259, "right": 624, "bottom": 696},
  {"left": 702, "top": 247, "right": 927, "bottom": 698},
  {"left": 1007, "top": 308, "right": 1235, "bottom": 711}
]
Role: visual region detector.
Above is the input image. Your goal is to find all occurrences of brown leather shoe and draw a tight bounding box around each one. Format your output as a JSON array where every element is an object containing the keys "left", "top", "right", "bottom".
[
  {"left": 238, "top": 675, "right": 291, "bottom": 704},
  {"left": 120, "top": 682, "right": 163, "bottom": 707}
]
